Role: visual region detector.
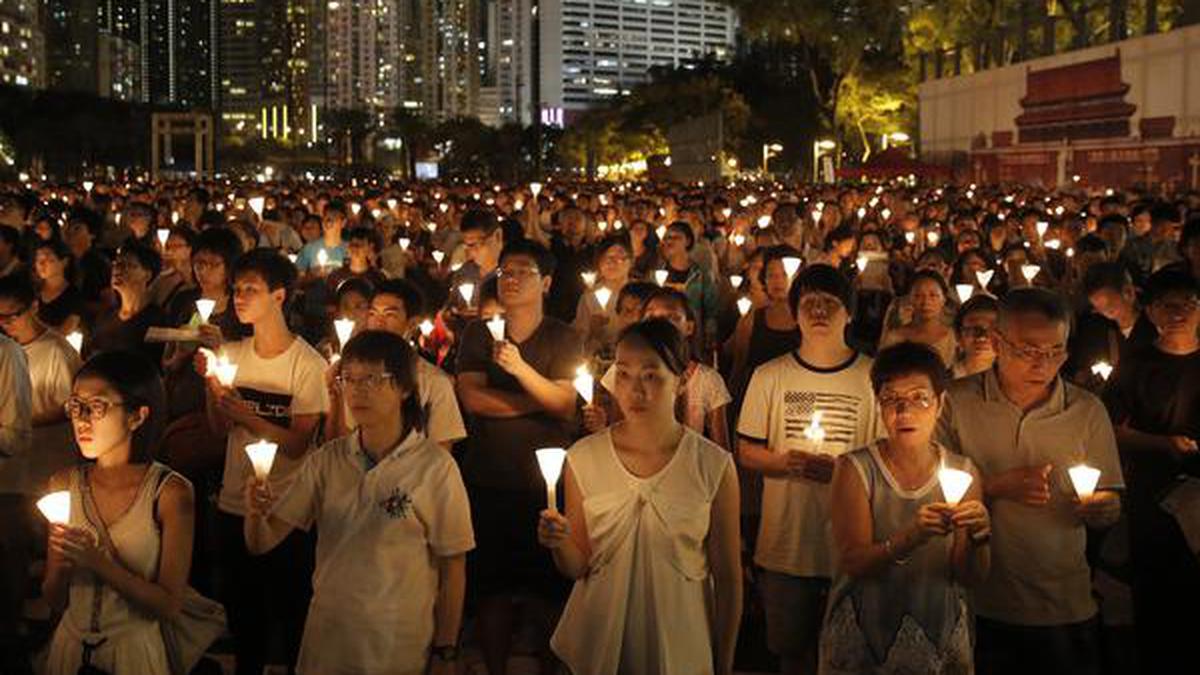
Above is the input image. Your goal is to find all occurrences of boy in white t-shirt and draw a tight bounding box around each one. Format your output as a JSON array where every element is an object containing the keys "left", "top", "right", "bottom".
[
  {"left": 246, "top": 331, "right": 474, "bottom": 675},
  {"left": 199, "top": 248, "right": 330, "bottom": 675},
  {"left": 737, "top": 264, "right": 880, "bottom": 675}
]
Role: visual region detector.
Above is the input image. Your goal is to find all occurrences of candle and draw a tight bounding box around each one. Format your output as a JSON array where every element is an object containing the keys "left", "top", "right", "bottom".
[
  {"left": 350, "top": 202, "right": 362, "bottom": 216},
  {"left": 737, "top": 296, "right": 753, "bottom": 316},
  {"left": 654, "top": 269, "right": 669, "bottom": 286},
  {"left": 438, "top": 203, "right": 449, "bottom": 214},
  {"left": 316, "top": 248, "right": 329, "bottom": 270},
  {"left": 757, "top": 215, "right": 772, "bottom": 229},
  {"left": 594, "top": 287, "right": 612, "bottom": 312},
  {"left": 195, "top": 298, "right": 216, "bottom": 323},
  {"left": 529, "top": 182, "right": 543, "bottom": 198},
  {"left": 1091, "top": 361, "right": 1114, "bottom": 381},
  {"left": 418, "top": 319, "right": 435, "bottom": 337},
  {"left": 536, "top": 447, "right": 567, "bottom": 514},
  {"left": 729, "top": 274, "right": 743, "bottom": 289},
  {"left": 36, "top": 490, "right": 71, "bottom": 524},
  {"left": 856, "top": 256, "right": 868, "bottom": 273},
  {"left": 656, "top": 225, "right": 667, "bottom": 241},
  {"left": 334, "top": 318, "right": 355, "bottom": 349},
  {"left": 244, "top": 440, "right": 278, "bottom": 481},
  {"left": 955, "top": 284, "right": 974, "bottom": 304},
  {"left": 938, "top": 465, "right": 973, "bottom": 506},
  {"left": 287, "top": 253, "right": 298, "bottom": 264},
  {"left": 486, "top": 315, "right": 506, "bottom": 342},
  {"left": 580, "top": 271, "right": 597, "bottom": 288},
  {"left": 83, "top": 180, "right": 94, "bottom": 193},
  {"left": 782, "top": 256, "right": 802, "bottom": 280},
  {"left": 811, "top": 210, "right": 822, "bottom": 224},
  {"left": 976, "top": 269, "right": 994, "bottom": 288},
  {"left": 458, "top": 282, "right": 475, "bottom": 304},
  {"left": 1035, "top": 221, "right": 1049, "bottom": 239},
  {"left": 927, "top": 231, "right": 941, "bottom": 246},
  {"left": 597, "top": 220, "right": 608, "bottom": 232},
  {"left": 398, "top": 237, "right": 411, "bottom": 251},
  {"left": 573, "top": 365, "right": 594, "bottom": 404},
  {"left": 66, "top": 331, "right": 83, "bottom": 353},
  {"left": 905, "top": 231, "right": 916, "bottom": 245},
  {"left": 731, "top": 232, "right": 745, "bottom": 247},
  {"left": 613, "top": 219, "right": 624, "bottom": 230},
  {"left": 856, "top": 207, "right": 866, "bottom": 219},
  {"left": 214, "top": 352, "right": 238, "bottom": 387},
  {"left": 721, "top": 207, "right": 732, "bottom": 218},
  {"left": 156, "top": 228, "right": 170, "bottom": 247},
  {"left": 1068, "top": 463, "right": 1102, "bottom": 499},
  {"left": 881, "top": 208, "right": 891, "bottom": 220},
  {"left": 431, "top": 250, "right": 445, "bottom": 265},
  {"left": 248, "top": 196, "right": 265, "bottom": 217},
  {"left": 803, "top": 410, "right": 826, "bottom": 454},
  {"left": 1021, "top": 264, "right": 1041, "bottom": 283}
]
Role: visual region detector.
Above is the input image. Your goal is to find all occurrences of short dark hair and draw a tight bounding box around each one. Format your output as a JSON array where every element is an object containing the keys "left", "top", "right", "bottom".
[
  {"left": 166, "top": 225, "right": 197, "bottom": 249},
  {"left": 1149, "top": 202, "right": 1180, "bottom": 226},
  {"left": 643, "top": 287, "right": 695, "bottom": 324},
  {"left": 616, "top": 281, "right": 658, "bottom": 311},
  {"left": 335, "top": 276, "right": 374, "bottom": 303},
  {"left": 499, "top": 238, "right": 556, "bottom": 278},
  {"left": 373, "top": 278, "right": 425, "bottom": 317},
  {"left": 617, "top": 318, "right": 689, "bottom": 376},
  {"left": 789, "top": 264, "right": 853, "bottom": 317},
  {"left": 345, "top": 225, "right": 383, "bottom": 253},
  {"left": 666, "top": 221, "right": 694, "bottom": 250},
  {"left": 954, "top": 294, "right": 999, "bottom": 333},
  {"left": 909, "top": 269, "right": 949, "bottom": 299},
  {"left": 116, "top": 241, "right": 162, "bottom": 280},
  {"left": 75, "top": 350, "right": 167, "bottom": 462},
  {"left": 325, "top": 200, "right": 348, "bottom": 218},
  {"left": 233, "top": 248, "right": 297, "bottom": 299},
  {"left": 761, "top": 245, "right": 803, "bottom": 286},
  {"left": 998, "top": 287, "right": 1071, "bottom": 334},
  {"left": 1082, "top": 262, "right": 1133, "bottom": 296},
  {"left": 0, "top": 274, "right": 35, "bottom": 307},
  {"left": 593, "top": 234, "right": 632, "bottom": 263},
  {"left": 1145, "top": 268, "right": 1198, "bottom": 304},
  {"left": 193, "top": 227, "right": 245, "bottom": 274},
  {"left": 341, "top": 330, "right": 423, "bottom": 432},
  {"left": 1075, "top": 234, "right": 1109, "bottom": 256},
  {"left": 870, "top": 341, "right": 949, "bottom": 396},
  {"left": 461, "top": 208, "right": 500, "bottom": 235}
]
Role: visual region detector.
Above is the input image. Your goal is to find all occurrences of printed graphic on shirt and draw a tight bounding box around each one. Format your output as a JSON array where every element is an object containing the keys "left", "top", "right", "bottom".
[
  {"left": 235, "top": 387, "right": 294, "bottom": 427},
  {"left": 784, "top": 390, "right": 863, "bottom": 445},
  {"left": 379, "top": 488, "right": 413, "bottom": 519}
]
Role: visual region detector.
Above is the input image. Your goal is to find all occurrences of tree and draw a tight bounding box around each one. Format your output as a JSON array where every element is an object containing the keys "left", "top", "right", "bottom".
[
  {"left": 389, "top": 109, "right": 433, "bottom": 179},
  {"left": 323, "top": 108, "right": 373, "bottom": 166}
]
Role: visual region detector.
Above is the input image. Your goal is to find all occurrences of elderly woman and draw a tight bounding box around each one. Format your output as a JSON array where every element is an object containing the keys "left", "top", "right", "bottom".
[{"left": 821, "top": 342, "right": 990, "bottom": 674}]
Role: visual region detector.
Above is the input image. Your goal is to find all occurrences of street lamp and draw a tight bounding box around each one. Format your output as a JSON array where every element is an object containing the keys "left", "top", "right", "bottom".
[
  {"left": 812, "top": 139, "right": 836, "bottom": 183},
  {"left": 761, "top": 143, "right": 783, "bottom": 174},
  {"left": 882, "top": 131, "right": 910, "bottom": 151}
]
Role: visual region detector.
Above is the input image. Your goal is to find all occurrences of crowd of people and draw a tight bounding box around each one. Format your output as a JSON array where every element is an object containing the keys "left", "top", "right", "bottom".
[{"left": 0, "top": 175, "right": 1196, "bottom": 675}]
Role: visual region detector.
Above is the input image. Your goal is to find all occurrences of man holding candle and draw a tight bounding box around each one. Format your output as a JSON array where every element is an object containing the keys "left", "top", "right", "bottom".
[
  {"left": 738, "top": 264, "right": 880, "bottom": 675},
  {"left": 1102, "top": 269, "right": 1200, "bottom": 674},
  {"left": 244, "top": 331, "right": 474, "bottom": 675},
  {"left": 294, "top": 200, "right": 348, "bottom": 275},
  {"left": 456, "top": 239, "right": 582, "bottom": 675},
  {"left": 447, "top": 208, "right": 504, "bottom": 322},
  {"left": 936, "top": 288, "right": 1123, "bottom": 675},
  {"left": 200, "top": 249, "right": 330, "bottom": 675}
]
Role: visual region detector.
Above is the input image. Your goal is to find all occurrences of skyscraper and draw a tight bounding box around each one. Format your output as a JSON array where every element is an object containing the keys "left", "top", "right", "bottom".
[
  {"left": 482, "top": 0, "right": 737, "bottom": 125},
  {"left": 141, "top": 0, "right": 219, "bottom": 108},
  {"left": 0, "top": 0, "right": 45, "bottom": 89},
  {"left": 44, "top": 0, "right": 98, "bottom": 93}
]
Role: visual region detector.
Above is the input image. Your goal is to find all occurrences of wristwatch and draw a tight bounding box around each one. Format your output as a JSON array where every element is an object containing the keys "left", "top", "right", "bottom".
[{"left": 431, "top": 645, "right": 460, "bottom": 662}]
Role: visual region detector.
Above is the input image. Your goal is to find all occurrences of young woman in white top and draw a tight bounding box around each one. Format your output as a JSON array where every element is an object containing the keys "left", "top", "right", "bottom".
[
  {"left": 244, "top": 330, "right": 474, "bottom": 675},
  {"left": 42, "top": 350, "right": 195, "bottom": 674},
  {"left": 539, "top": 318, "right": 742, "bottom": 675}
]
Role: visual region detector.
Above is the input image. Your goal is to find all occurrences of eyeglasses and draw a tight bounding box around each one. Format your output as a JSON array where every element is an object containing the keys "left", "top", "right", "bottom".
[
  {"left": 498, "top": 266, "right": 540, "bottom": 281},
  {"left": 193, "top": 259, "right": 224, "bottom": 271},
  {"left": 879, "top": 390, "right": 937, "bottom": 411},
  {"left": 335, "top": 373, "right": 396, "bottom": 391},
  {"left": 995, "top": 332, "right": 1068, "bottom": 363},
  {"left": 960, "top": 326, "right": 990, "bottom": 339},
  {"left": 64, "top": 396, "right": 124, "bottom": 421}
]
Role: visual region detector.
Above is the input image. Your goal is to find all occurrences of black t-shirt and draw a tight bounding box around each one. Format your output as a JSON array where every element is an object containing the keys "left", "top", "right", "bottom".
[
  {"left": 456, "top": 315, "right": 582, "bottom": 491},
  {"left": 1067, "top": 310, "right": 1157, "bottom": 382},
  {"left": 547, "top": 237, "right": 593, "bottom": 323},
  {"left": 85, "top": 302, "right": 167, "bottom": 366},
  {"left": 1104, "top": 344, "right": 1200, "bottom": 497},
  {"left": 38, "top": 285, "right": 84, "bottom": 331}
]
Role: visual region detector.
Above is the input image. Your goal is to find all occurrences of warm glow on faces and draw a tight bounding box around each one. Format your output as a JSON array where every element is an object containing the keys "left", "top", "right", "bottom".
[
  {"left": 642, "top": 298, "right": 693, "bottom": 338},
  {"left": 232, "top": 272, "right": 282, "bottom": 324},
  {"left": 959, "top": 310, "right": 997, "bottom": 359},
  {"left": 612, "top": 339, "right": 681, "bottom": 422},
  {"left": 994, "top": 314, "right": 1069, "bottom": 389},
  {"left": 366, "top": 293, "right": 410, "bottom": 336},
  {"left": 68, "top": 376, "right": 144, "bottom": 462},
  {"left": 764, "top": 259, "right": 791, "bottom": 301},
  {"left": 1148, "top": 291, "right": 1200, "bottom": 339},
  {"left": 910, "top": 278, "right": 947, "bottom": 320},
  {"left": 878, "top": 373, "right": 941, "bottom": 445},
  {"left": 338, "top": 291, "right": 370, "bottom": 327},
  {"left": 795, "top": 291, "right": 848, "bottom": 338},
  {"left": 339, "top": 360, "right": 405, "bottom": 426}
]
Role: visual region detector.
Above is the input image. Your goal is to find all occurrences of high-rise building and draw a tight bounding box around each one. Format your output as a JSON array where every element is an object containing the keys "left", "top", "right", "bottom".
[
  {"left": 218, "top": 0, "right": 260, "bottom": 133},
  {"left": 141, "top": 0, "right": 219, "bottom": 108},
  {"left": 0, "top": 0, "right": 45, "bottom": 89},
  {"left": 483, "top": 0, "right": 737, "bottom": 125},
  {"left": 44, "top": 0, "right": 98, "bottom": 93},
  {"left": 95, "top": 0, "right": 140, "bottom": 101}
]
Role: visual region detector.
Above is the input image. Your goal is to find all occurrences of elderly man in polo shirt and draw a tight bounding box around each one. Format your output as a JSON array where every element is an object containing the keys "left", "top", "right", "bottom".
[{"left": 936, "top": 288, "right": 1123, "bottom": 675}]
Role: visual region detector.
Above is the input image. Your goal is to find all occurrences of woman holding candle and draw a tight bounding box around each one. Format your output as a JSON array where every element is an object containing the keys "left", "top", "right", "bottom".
[
  {"left": 538, "top": 318, "right": 742, "bottom": 675},
  {"left": 41, "top": 350, "right": 197, "bottom": 674},
  {"left": 33, "top": 239, "right": 84, "bottom": 335},
  {"left": 728, "top": 246, "right": 803, "bottom": 404},
  {"left": 572, "top": 236, "right": 632, "bottom": 358},
  {"left": 244, "top": 331, "right": 474, "bottom": 674},
  {"left": 821, "top": 341, "right": 990, "bottom": 674},
  {"left": 950, "top": 294, "right": 999, "bottom": 379},
  {"left": 879, "top": 270, "right": 958, "bottom": 368}
]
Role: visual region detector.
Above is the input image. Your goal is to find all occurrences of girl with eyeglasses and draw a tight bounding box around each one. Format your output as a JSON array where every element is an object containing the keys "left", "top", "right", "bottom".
[
  {"left": 42, "top": 350, "right": 197, "bottom": 675},
  {"left": 244, "top": 330, "right": 474, "bottom": 674}
]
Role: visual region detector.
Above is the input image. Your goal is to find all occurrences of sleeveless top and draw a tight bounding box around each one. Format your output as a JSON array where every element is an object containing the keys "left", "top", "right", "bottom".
[
  {"left": 819, "top": 443, "right": 974, "bottom": 675},
  {"left": 747, "top": 307, "right": 803, "bottom": 376},
  {"left": 551, "top": 428, "right": 733, "bottom": 675},
  {"left": 45, "top": 462, "right": 186, "bottom": 675}
]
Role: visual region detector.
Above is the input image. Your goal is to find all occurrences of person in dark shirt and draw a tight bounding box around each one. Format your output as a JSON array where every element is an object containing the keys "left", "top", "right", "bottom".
[
  {"left": 1104, "top": 269, "right": 1200, "bottom": 675},
  {"left": 455, "top": 239, "right": 582, "bottom": 675},
  {"left": 85, "top": 241, "right": 166, "bottom": 366},
  {"left": 32, "top": 240, "right": 84, "bottom": 335},
  {"left": 326, "top": 225, "right": 388, "bottom": 293},
  {"left": 1067, "top": 262, "right": 1157, "bottom": 389},
  {"left": 546, "top": 206, "right": 593, "bottom": 324}
]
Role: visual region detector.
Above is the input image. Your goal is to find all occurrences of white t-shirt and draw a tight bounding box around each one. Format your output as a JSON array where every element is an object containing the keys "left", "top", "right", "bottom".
[
  {"left": 601, "top": 361, "right": 731, "bottom": 435},
  {"left": 273, "top": 429, "right": 475, "bottom": 674},
  {"left": 737, "top": 350, "right": 880, "bottom": 578},
  {"left": 23, "top": 330, "right": 82, "bottom": 492},
  {"left": 0, "top": 334, "right": 32, "bottom": 495},
  {"left": 217, "top": 335, "right": 330, "bottom": 516}
]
